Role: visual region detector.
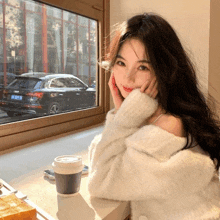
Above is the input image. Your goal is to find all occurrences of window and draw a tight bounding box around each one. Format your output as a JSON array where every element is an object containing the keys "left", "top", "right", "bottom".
[
  {"left": 8, "top": 77, "right": 40, "bottom": 89},
  {"left": 50, "top": 78, "right": 65, "bottom": 88},
  {"left": 66, "top": 78, "right": 84, "bottom": 88},
  {"left": 0, "top": 0, "right": 110, "bottom": 151}
]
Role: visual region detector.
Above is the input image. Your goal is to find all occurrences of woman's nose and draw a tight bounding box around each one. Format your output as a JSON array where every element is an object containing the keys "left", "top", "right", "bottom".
[{"left": 126, "top": 69, "right": 136, "bottom": 82}]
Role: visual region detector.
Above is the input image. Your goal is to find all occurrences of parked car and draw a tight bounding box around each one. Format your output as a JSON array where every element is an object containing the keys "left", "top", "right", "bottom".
[
  {"left": 0, "top": 73, "right": 96, "bottom": 117},
  {"left": 0, "top": 72, "right": 16, "bottom": 88},
  {"left": 0, "top": 72, "right": 16, "bottom": 101}
]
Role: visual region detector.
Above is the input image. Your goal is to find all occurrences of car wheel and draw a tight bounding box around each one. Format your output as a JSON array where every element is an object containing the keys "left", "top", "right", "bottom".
[
  {"left": 48, "top": 102, "right": 61, "bottom": 115},
  {"left": 7, "top": 111, "right": 15, "bottom": 117}
]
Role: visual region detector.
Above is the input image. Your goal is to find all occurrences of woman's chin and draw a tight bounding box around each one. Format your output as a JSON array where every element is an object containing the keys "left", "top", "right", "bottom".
[{"left": 120, "top": 90, "right": 130, "bottom": 99}]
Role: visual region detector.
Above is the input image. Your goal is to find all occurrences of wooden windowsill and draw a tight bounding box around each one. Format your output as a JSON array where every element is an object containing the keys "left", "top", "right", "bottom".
[
  {"left": 1, "top": 123, "right": 130, "bottom": 220},
  {"left": 9, "top": 165, "right": 131, "bottom": 220}
]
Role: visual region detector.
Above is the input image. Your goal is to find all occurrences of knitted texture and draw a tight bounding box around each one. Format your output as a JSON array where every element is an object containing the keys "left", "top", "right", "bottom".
[
  {"left": 114, "top": 89, "right": 158, "bottom": 128},
  {"left": 87, "top": 89, "right": 220, "bottom": 220}
]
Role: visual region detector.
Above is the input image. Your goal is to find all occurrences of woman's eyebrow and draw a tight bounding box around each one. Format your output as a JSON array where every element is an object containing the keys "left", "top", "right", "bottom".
[
  {"left": 116, "top": 55, "right": 150, "bottom": 63},
  {"left": 116, "top": 54, "right": 125, "bottom": 60},
  {"left": 138, "top": 59, "right": 151, "bottom": 64}
]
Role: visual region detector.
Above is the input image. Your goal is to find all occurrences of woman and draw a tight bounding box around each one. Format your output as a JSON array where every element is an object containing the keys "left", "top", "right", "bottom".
[{"left": 87, "top": 13, "right": 220, "bottom": 220}]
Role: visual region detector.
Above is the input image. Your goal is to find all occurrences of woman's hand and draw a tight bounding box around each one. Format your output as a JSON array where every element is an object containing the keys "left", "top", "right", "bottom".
[
  {"left": 108, "top": 72, "right": 124, "bottom": 111},
  {"left": 140, "top": 76, "right": 158, "bottom": 99}
]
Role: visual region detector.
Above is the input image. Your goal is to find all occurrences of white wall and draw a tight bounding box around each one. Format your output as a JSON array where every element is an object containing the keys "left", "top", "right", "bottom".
[{"left": 109, "top": 0, "right": 210, "bottom": 109}]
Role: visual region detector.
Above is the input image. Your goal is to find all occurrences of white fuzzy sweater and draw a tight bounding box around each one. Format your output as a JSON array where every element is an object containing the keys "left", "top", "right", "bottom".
[{"left": 87, "top": 89, "right": 220, "bottom": 220}]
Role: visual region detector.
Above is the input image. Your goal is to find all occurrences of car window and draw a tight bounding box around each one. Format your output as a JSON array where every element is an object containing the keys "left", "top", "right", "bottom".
[
  {"left": 50, "top": 78, "right": 66, "bottom": 88},
  {"left": 8, "top": 78, "right": 40, "bottom": 89},
  {"left": 34, "top": 81, "right": 42, "bottom": 89},
  {"left": 0, "top": 73, "right": 16, "bottom": 86},
  {"left": 66, "top": 78, "right": 84, "bottom": 88},
  {"left": 8, "top": 76, "right": 16, "bottom": 84}
]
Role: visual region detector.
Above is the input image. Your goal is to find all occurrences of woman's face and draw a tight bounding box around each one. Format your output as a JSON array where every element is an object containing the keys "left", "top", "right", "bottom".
[{"left": 112, "top": 38, "right": 156, "bottom": 98}]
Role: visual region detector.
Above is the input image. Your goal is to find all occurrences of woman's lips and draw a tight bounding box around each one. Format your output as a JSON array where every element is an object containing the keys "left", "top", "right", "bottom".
[{"left": 122, "top": 85, "right": 134, "bottom": 92}]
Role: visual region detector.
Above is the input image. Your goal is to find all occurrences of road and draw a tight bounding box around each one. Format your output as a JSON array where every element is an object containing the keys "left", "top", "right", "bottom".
[
  {"left": 0, "top": 105, "right": 92, "bottom": 124},
  {"left": 0, "top": 110, "right": 39, "bottom": 124}
]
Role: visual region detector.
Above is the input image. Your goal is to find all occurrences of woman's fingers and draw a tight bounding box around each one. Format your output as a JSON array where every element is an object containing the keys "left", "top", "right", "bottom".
[
  {"left": 140, "top": 77, "right": 158, "bottom": 98},
  {"left": 150, "top": 82, "right": 158, "bottom": 98},
  {"left": 140, "top": 79, "right": 150, "bottom": 93},
  {"left": 145, "top": 77, "right": 156, "bottom": 93}
]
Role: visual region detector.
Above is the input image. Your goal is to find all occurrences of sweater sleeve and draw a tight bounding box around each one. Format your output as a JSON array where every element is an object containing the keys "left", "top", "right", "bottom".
[{"left": 87, "top": 90, "right": 215, "bottom": 201}]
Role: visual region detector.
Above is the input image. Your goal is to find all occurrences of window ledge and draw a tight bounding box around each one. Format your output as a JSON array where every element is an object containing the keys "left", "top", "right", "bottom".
[
  {"left": 0, "top": 124, "right": 130, "bottom": 220},
  {"left": 9, "top": 170, "right": 130, "bottom": 220}
]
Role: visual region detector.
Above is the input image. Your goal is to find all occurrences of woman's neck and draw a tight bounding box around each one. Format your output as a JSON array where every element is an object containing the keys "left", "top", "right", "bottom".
[{"left": 147, "top": 106, "right": 166, "bottom": 124}]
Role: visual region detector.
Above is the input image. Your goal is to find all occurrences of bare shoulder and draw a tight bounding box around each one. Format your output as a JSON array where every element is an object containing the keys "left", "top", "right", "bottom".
[{"left": 154, "top": 114, "right": 186, "bottom": 137}]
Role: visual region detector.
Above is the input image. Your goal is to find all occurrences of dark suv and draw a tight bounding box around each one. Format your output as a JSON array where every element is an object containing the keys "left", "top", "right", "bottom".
[{"left": 0, "top": 73, "right": 96, "bottom": 117}]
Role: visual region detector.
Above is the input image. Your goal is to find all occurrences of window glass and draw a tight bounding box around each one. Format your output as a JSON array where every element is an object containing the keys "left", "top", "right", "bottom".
[
  {"left": 78, "top": 15, "right": 88, "bottom": 27},
  {"left": 63, "top": 11, "right": 75, "bottom": 22},
  {"left": 26, "top": 12, "right": 43, "bottom": 72},
  {"left": 8, "top": 78, "right": 40, "bottom": 89},
  {"left": 90, "top": 20, "right": 97, "bottom": 88},
  {"left": 67, "top": 78, "right": 84, "bottom": 88},
  {"left": 0, "top": 5, "right": 2, "bottom": 27},
  {"left": 5, "top": 5, "right": 25, "bottom": 74},
  {"left": 47, "top": 18, "right": 62, "bottom": 73},
  {"left": 50, "top": 78, "right": 65, "bottom": 88},
  {"left": 0, "top": 72, "right": 16, "bottom": 86},
  {"left": 0, "top": 0, "right": 98, "bottom": 124},
  {"left": 64, "top": 21, "right": 76, "bottom": 75},
  {"left": 78, "top": 26, "right": 89, "bottom": 84},
  {"left": 47, "top": 5, "right": 62, "bottom": 19},
  {"left": 5, "top": 0, "right": 23, "bottom": 8},
  {"left": 26, "top": 0, "right": 41, "bottom": 13}
]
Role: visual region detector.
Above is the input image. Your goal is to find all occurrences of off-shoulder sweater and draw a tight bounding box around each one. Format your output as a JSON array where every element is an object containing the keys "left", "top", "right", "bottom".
[{"left": 87, "top": 89, "right": 220, "bottom": 220}]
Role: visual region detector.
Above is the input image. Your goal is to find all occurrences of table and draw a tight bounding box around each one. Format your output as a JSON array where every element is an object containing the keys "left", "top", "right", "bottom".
[{"left": 8, "top": 150, "right": 131, "bottom": 220}]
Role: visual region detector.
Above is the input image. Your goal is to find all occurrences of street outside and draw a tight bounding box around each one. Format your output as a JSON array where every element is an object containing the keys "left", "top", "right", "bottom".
[{"left": 0, "top": 109, "right": 40, "bottom": 124}]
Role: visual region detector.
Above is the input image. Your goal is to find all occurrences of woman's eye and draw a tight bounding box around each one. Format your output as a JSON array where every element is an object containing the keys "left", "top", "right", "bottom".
[
  {"left": 116, "top": 61, "right": 125, "bottom": 66},
  {"left": 139, "top": 65, "right": 149, "bottom": 71}
]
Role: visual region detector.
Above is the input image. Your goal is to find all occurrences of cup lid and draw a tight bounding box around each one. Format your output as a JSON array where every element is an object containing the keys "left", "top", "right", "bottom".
[
  {"left": 54, "top": 155, "right": 82, "bottom": 167},
  {"left": 52, "top": 155, "right": 83, "bottom": 174}
]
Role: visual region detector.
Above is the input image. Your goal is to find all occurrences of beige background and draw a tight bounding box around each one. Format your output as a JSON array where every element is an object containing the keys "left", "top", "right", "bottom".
[
  {"left": 209, "top": 0, "right": 220, "bottom": 117},
  {"left": 109, "top": 0, "right": 220, "bottom": 115}
]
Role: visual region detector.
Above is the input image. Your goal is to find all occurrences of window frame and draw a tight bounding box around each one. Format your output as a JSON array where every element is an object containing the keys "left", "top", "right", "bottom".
[{"left": 0, "top": 0, "right": 110, "bottom": 151}]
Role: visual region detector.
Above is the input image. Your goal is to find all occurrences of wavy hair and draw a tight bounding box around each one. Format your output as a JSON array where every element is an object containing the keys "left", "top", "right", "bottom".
[{"left": 103, "top": 13, "right": 220, "bottom": 171}]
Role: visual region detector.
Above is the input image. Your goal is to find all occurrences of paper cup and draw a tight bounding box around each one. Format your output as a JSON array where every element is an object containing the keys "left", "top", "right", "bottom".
[{"left": 52, "top": 155, "right": 84, "bottom": 196}]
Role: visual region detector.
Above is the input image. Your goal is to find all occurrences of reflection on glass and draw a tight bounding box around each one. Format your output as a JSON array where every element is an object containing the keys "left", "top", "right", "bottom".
[
  {"left": 78, "top": 15, "right": 88, "bottom": 27},
  {"left": 64, "top": 22, "right": 76, "bottom": 75},
  {"left": 26, "top": 12, "right": 42, "bottom": 72},
  {"left": 5, "top": 0, "right": 23, "bottom": 8},
  {"left": 5, "top": 5, "right": 25, "bottom": 74},
  {"left": 0, "top": 5, "right": 2, "bottom": 27},
  {"left": 0, "top": 0, "right": 98, "bottom": 124},
  {"left": 63, "top": 11, "right": 75, "bottom": 22},
  {"left": 47, "top": 5, "right": 61, "bottom": 18},
  {"left": 47, "top": 18, "right": 62, "bottom": 73},
  {"left": 26, "top": 0, "right": 42, "bottom": 12}
]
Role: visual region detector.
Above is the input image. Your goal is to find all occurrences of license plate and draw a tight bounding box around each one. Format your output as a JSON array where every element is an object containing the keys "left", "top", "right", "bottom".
[{"left": 11, "top": 95, "right": 22, "bottom": 100}]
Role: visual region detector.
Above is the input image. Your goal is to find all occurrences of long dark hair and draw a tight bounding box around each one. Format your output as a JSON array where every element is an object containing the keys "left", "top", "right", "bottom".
[{"left": 104, "top": 12, "right": 220, "bottom": 171}]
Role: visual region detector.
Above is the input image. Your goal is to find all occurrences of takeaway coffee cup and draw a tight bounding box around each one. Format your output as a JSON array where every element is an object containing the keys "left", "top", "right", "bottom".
[{"left": 52, "top": 155, "right": 84, "bottom": 196}]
